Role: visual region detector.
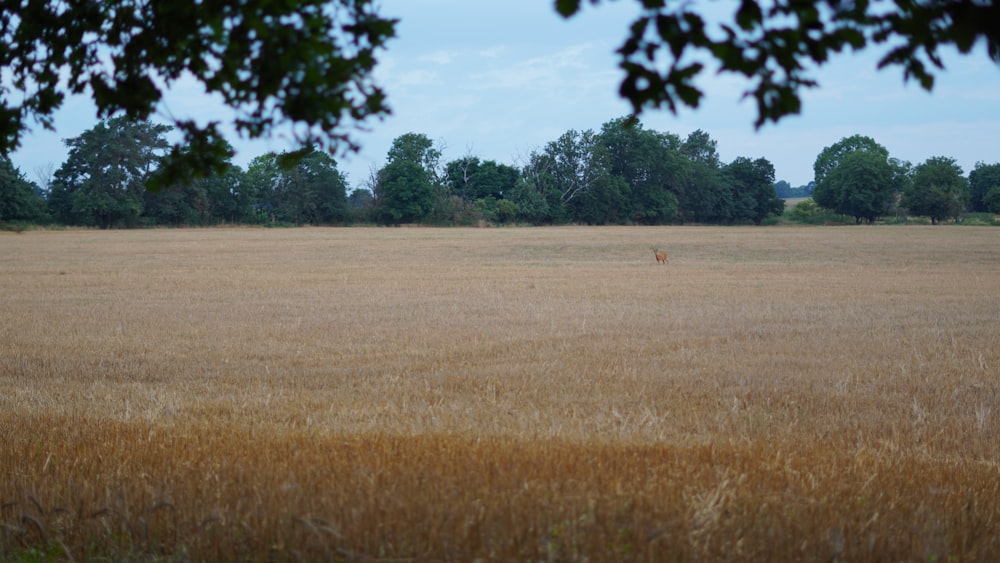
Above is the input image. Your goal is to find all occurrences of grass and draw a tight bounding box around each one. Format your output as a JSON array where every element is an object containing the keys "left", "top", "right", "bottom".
[{"left": 2, "top": 225, "right": 999, "bottom": 561}]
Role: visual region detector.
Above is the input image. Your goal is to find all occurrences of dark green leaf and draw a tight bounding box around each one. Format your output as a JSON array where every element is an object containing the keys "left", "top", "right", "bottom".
[{"left": 555, "top": 0, "right": 581, "bottom": 18}]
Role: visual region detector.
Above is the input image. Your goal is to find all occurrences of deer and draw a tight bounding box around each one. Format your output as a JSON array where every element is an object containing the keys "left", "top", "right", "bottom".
[{"left": 653, "top": 248, "right": 668, "bottom": 264}]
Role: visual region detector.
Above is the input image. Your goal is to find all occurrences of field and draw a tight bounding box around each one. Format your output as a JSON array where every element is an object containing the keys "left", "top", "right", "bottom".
[{"left": 2, "top": 225, "right": 999, "bottom": 561}]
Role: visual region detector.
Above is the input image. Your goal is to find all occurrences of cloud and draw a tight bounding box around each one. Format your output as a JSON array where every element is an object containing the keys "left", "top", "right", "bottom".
[
  {"left": 394, "top": 69, "right": 442, "bottom": 88},
  {"left": 477, "top": 46, "right": 506, "bottom": 59},
  {"left": 419, "top": 50, "right": 458, "bottom": 65},
  {"left": 468, "top": 43, "right": 602, "bottom": 93}
]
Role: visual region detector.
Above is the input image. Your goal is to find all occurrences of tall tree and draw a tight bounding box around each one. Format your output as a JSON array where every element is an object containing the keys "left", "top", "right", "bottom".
[
  {"left": 817, "top": 151, "right": 897, "bottom": 224},
  {"left": 677, "top": 160, "right": 729, "bottom": 224},
  {"left": 902, "top": 156, "right": 968, "bottom": 224},
  {"left": 968, "top": 162, "right": 1000, "bottom": 213},
  {"left": 681, "top": 129, "right": 721, "bottom": 169},
  {"left": 274, "top": 150, "right": 350, "bottom": 224},
  {"left": 48, "top": 117, "right": 170, "bottom": 228},
  {"left": 0, "top": 0, "right": 395, "bottom": 185},
  {"left": 375, "top": 161, "right": 436, "bottom": 224},
  {"left": 983, "top": 187, "right": 1000, "bottom": 215},
  {"left": 244, "top": 153, "right": 282, "bottom": 223},
  {"left": 347, "top": 187, "right": 376, "bottom": 223},
  {"left": 813, "top": 135, "right": 889, "bottom": 189},
  {"left": 595, "top": 117, "right": 680, "bottom": 224},
  {"left": 545, "top": 129, "right": 602, "bottom": 213},
  {"left": 723, "top": 157, "right": 784, "bottom": 224},
  {"left": 240, "top": 150, "right": 349, "bottom": 224},
  {"left": 386, "top": 133, "right": 442, "bottom": 182},
  {"left": 675, "top": 128, "right": 732, "bottom": 223},
  {"left": 812, "top": 135, "right": 897, "bottom": 223},
  {"left": 375, "top": 133, "right": 442, "bottom": 224}
]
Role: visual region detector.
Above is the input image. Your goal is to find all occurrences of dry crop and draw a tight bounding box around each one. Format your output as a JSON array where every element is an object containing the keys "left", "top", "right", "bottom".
[{"left": 2, "top": 226, "right": 999, "bottom": 561}]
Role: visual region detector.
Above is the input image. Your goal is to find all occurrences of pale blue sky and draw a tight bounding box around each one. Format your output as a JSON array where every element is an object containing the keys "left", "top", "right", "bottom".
[{"left": 10, "top": 0, "right": 1000, "bottom": 190}]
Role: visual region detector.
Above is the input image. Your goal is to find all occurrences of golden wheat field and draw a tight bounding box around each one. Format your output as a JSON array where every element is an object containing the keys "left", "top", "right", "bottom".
[{"left": 2, "top": 225, "right": 999, "bottom": 561}]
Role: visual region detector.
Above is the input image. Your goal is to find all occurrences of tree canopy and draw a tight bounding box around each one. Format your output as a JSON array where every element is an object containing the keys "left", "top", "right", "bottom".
[
  {"left": 48, "top": 117, "right": 170, "bottom": 228},
  {"left": 0, "top": 156, "right": 46, "bottom": 223},
  {"left": 812, "top": 135, "right": 902, "bottom": 224},
  {"left": 374, "top": 133, "right": 441, "bottom": 224},
  {"left": 902, "top": 156, "right": 968, "bottom": 224},
  {"left": 968, "top": 162, "right": 1000, "bottom": 213}
]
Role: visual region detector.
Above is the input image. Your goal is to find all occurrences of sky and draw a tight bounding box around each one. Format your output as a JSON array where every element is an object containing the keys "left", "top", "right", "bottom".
[{"left": 10, "top": 0, "right": 1000, "bottom": 191}]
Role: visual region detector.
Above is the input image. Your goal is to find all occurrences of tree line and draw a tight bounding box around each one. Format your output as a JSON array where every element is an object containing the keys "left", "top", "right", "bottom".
[
  {"left": 807, "top": 135, "right": 1000, "bottom": 225},
  {"left": 1, "top": 116, "right": 998, "bottom": 229},
  {"left": 1, "top": 116, "right": 786, "bottom": 228}
]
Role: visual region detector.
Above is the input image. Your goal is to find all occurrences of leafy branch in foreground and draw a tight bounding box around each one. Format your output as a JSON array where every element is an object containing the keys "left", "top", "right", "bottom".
[
  {"left": 555, "top": 0, "right": 1000, "bottom": 127},
  {"left": 0, "top": 0, "right": 396, "bottom": 187}
]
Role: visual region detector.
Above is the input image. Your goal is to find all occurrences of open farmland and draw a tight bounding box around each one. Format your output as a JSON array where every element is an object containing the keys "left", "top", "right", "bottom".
[{"left": 2, "top": 225, "right": 999, "bottom": 561}]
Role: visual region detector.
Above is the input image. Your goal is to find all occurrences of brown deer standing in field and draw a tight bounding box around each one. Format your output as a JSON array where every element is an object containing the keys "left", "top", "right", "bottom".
[{"left": 653, "top": 248, "right": 668, "bottom": 264}]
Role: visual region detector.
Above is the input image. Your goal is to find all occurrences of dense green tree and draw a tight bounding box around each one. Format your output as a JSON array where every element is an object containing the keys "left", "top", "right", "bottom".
[
  {"left": 386, "top": 133, "right": 442, "bottom": 182},
  {"left": 494, "top": 199, "right": 519, "bottom": 224},
  {"left": 375, "top": 161, "right": 436, "bottom": 224},
  {"left": 676, "top": 161, "right": 728, "bottom": 224},
  {"left": 812, "top": 135, "right": 897, "bottom": 223},
  {"left": 375, "top": 133, "right": 442, "bottom": 224},
  {"left": 902, "top": 157, "right": 968, "bottom": 224},
  {"left": 48, "top": 117, "right": 170, "bottom": 228},
  {"left": 0, "top": 157, "right": 47, "bottom": 223},
  {"left": 813, "top": 135, "right": 889, "bottom": 189},
  {"left": 817, "top": 151, "right": 897, "bottom": 223},
  {"left": 507, "top": 172, "right": 555, "bottom": 225},
  {"left": 675, "top": 129, "right": 735, "bottom": 223},
  {"left": 968, "top": 162, "right": 1000, "bottom": 213},
  {"left": 144, "top": 142, "right": 244, "bottom": 226},
  {"left": 0, "top": 0, "right": 395, "bottom": 185},
  {"left": 143, "top": 179, "right": 210, "bottom": 226},
  {"left": 545, "top": 130, "right": 603, "bottom": 218},
  {"left": 681, "top": 129, "right": 721, "bottom": 169},
  {"left": 238, "top": 150, "right": 348, "bottom": 224},
  {"left": 508, "top": 130, "right": 604, "bottom": 225},
  {"left": 305, "top": 154, "right": 351, "bottom": 224},
  {"left": 557, "top": 0, "right": 1000, "bottom": 128},
  {"left": 202, "top": 165, "right": 254, "bottom": 224},
  {"left": 595, "top": 117, "right": 680, "bottom": 224},
  {"left": 572, "top": 174, "right": 630, "bottom": 225},
  {"left": 984, "top": 187, "right": 1000, "bottom": 215},
  {"left": 723, "top": 157, "right": 784, "bottom": 224},
  {"left": 272, "top": 150, "right": 350, "bottom": 224},
  {"left": 243, "top": 153, "right": 282, "bottom": 223}
]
